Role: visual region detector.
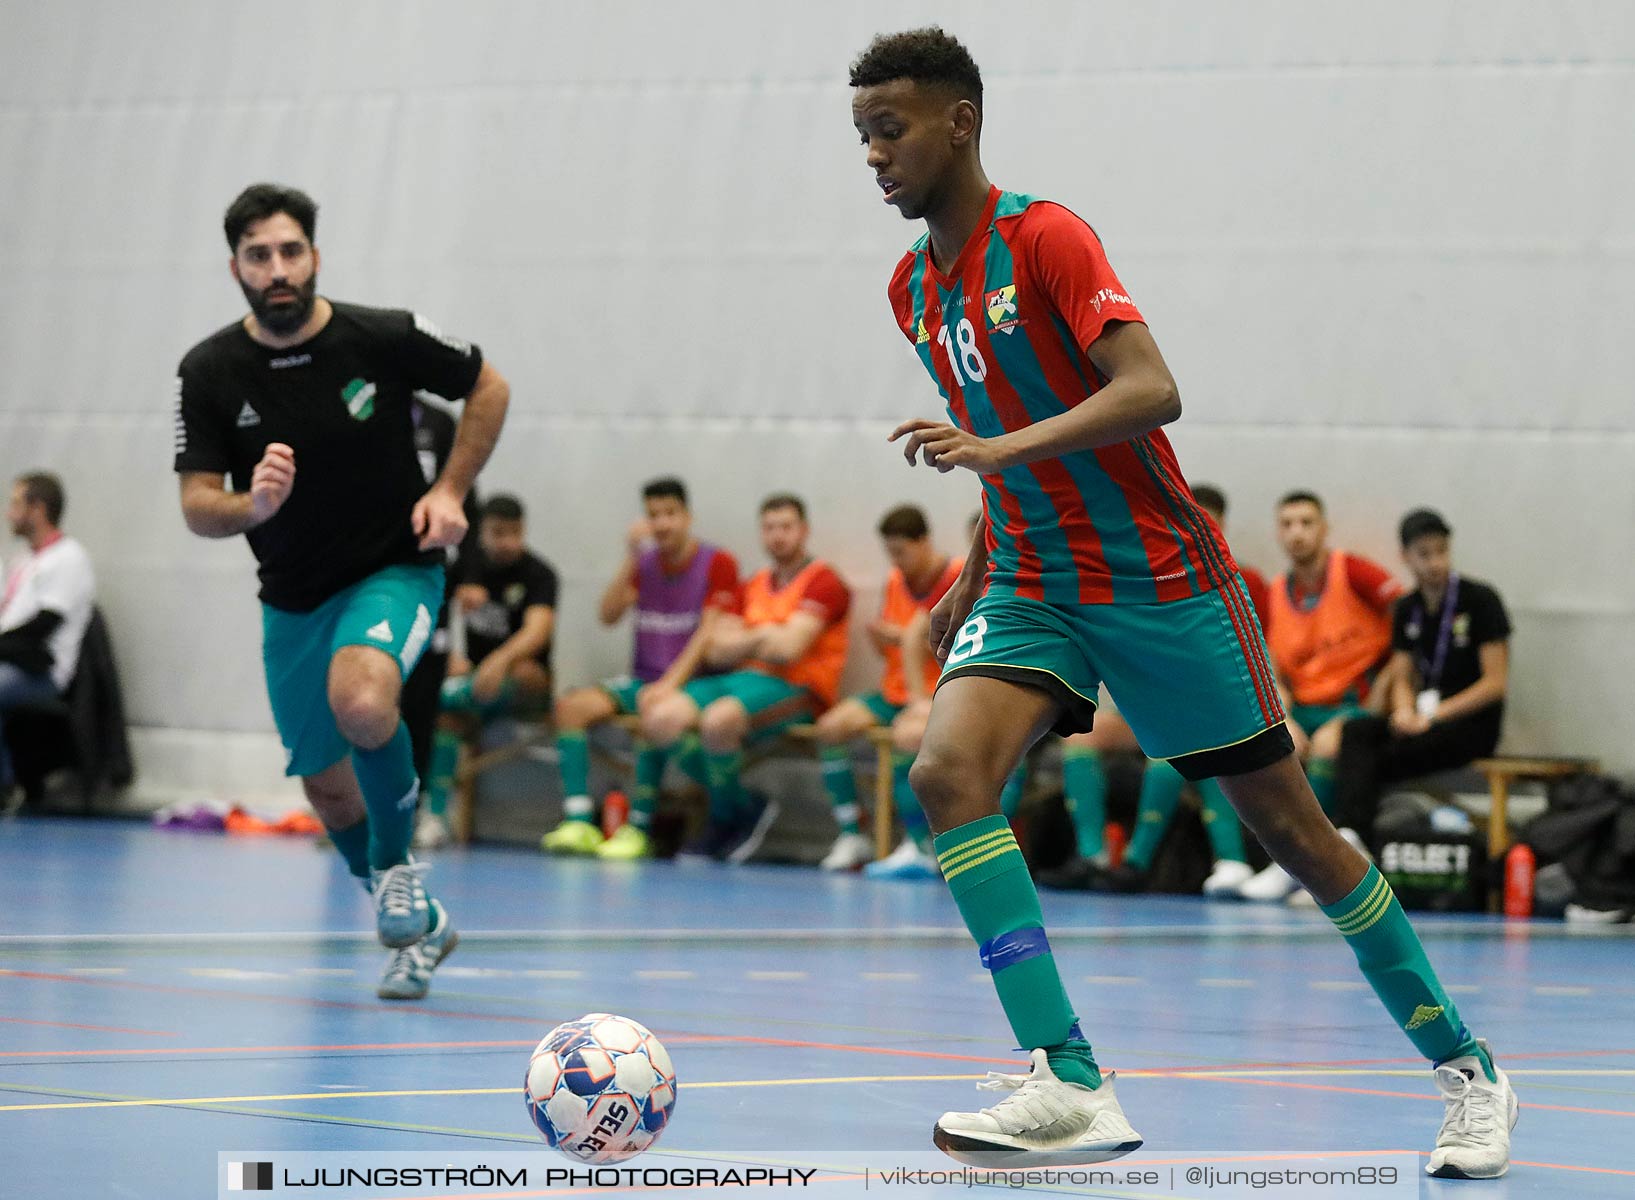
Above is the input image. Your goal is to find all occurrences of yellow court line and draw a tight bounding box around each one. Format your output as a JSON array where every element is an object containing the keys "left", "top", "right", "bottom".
[
  {"left": 0, "top": 1074, "right": 986, "bottom": 1114},
  {"left": 7, "top": 1067, "right": 1634, "bottom": 1114}
]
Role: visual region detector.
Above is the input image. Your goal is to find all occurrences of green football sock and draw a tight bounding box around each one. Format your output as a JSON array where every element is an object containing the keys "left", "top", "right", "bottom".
[
  {"left": 326, "top": 817, "right": 372, "bottom": 881},
  {"left": 892, "top": 753, "right": 930, "bottom": 848},
  {"left": 353, "top": 721, "right": 419, "bottom": 871},
  {"left": 935, "top": 815, "right": 1101, "bottom": 1088},
  {"left": 630, "top": 742, "right": 666, "bottom": 831},
  {"left": 1124, "top": 759, "right": 1185, "bottom": 870},
  {"left": 1198, "top": 778, "right": 1246, "bottom": 862},
  {"left": 1307, "top": 756, "right": 1338, "bottom": 817},
  {"left": 673, "top": 734, "right": 708, "bottom": 785},
  {"left": 1061, "top": 744, "right": 1106, "bottom": 860},
  {"left": 422, "top": 729, "right": 461, "bottom": 819},
  {"left": 1321, "top": 864, "right": 1492, "bottom": 1079},
  {"left": 999, "top": 767, "right": 1026, "bottom": 820},
  {"left": 703, "top": 748, "right": 745, "bottom": 824},
  {"left": 556, "top": 730, "right": 594, "bottom": 822},
  {"left": 820, "top": 745, "right": 861, "bottom": 834}
]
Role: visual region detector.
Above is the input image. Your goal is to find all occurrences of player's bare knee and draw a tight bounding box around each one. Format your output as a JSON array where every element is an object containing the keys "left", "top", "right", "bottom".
[
  {"left": 331, "top": 684, "right": 398, "bottom": 750},
  {"left": 891, "top": 720, "right": 923, "bottom": 757},
  {"left": 698, "top": 702, "right": 747, "bottom": 753},
  {"left": 908, "top": 749, "right": 985, "bottom": 817},
  {"left": 554, "top": 690, "right": 595, "bottom": 732}
]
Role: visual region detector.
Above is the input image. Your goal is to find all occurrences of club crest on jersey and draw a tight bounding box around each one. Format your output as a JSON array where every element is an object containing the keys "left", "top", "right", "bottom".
[
  {"left": 984, "top": 285, "right": 1021, "bottom": 334},
  {"left": 341, "top": 377, "right": 377, "bottom": 421},
  {"left": 914, "top": 317, "right": 930, "bottom": 344}
]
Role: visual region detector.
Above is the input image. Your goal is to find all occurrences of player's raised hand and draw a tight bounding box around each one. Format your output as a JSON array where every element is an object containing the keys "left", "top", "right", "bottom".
[
  {"left": 412, "top": 485, "right": 469, "bottom": 551},
  {"left": 626, "top": 517, "right": 655, "bottom": 556},
  {"left": 888, "top": 419, "right": 1009, "bottom": 475},
  {"left": 248, "top": 443, "right": 296, "bottom": 525},
  {"left": 927, "top": 577, "right": 980, "bottom": 663}
]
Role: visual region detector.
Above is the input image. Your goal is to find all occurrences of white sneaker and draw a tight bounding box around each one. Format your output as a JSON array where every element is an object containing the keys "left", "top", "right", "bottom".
[
  {"left": 413, "top": 811, "right": 451, "bottom": 850},
  {"left": 933, "top": 1048, "right": 1143, "bottom": 1167},
  {"left": 1237, "top": 860, "right": 1300, "bottom": 902},
  {"left": 1427, "top": 1040, "right": 1517, "bottom": 1179},
  {"left": 819, "top": 831, "right": 874, "bottom": 872},
  {"left": 864, "top": 838, "right": 940, "bottom": 880},
  {"left": 372, "top": 859, "right": 434, "bottom": 948},
  {"left": 1564, "top": 903, "right": 1633, "bottom": 925},
  {"left": 1201, "top": 859, "right": 1253, "bottom": 897}
]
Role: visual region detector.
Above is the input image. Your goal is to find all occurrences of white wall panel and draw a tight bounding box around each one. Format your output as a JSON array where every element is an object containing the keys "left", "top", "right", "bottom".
[{"left": 1, "top": 0, "right": 1631, "bottom": 798}]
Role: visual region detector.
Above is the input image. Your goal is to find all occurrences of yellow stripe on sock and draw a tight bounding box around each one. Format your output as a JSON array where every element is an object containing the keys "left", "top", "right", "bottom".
[
  {"left": 941, "top": 843, "right": 1025, "bottom": 882},
  {"left": 1332, "top": 875, "right": 1393, "bottom": 936},
  {"left": 1331, "top": 875, "right": 1390, "bottom": 934},
  {"left": 937, "top": 829, "right": 1016, "bottom": 873}
]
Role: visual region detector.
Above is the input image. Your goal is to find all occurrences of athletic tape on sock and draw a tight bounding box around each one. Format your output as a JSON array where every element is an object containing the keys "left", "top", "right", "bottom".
[{"left": 979, "top": 925, "right": 1052, "bottom": 972}]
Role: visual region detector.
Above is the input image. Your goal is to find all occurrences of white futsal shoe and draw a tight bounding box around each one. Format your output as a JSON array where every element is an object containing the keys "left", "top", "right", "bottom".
[
  {"left": 1427, "top": 1040, "right": 1517, "bottom": 1179},
  {"left": 819, "top": 831, "right": 874, "bottom": 872},
  {"left": 933, "top": 1049, "right": 1143, "bottom": 1167},
  {"left": 1201, "top": 859, "right": 1254, "bottom": 896},
  {"left": 372, "top": 859, "right": 434, "bottom": 948}
]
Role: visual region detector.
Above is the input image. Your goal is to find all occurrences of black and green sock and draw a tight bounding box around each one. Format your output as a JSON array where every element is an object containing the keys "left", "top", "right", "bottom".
[
  {"left": 703, "top": 748, "right": 746, "bottom": 825},
  {"left": 1198, "top": 778, "right": 1246, "bottom": 863}
]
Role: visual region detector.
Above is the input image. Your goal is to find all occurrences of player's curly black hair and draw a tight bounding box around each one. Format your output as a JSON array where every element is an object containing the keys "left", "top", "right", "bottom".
[{"left": 848, "top": 27, "right": 982, "bottom": 112}]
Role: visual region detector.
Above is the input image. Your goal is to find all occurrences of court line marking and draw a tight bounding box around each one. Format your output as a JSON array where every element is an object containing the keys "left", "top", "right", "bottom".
[
  {"left": 4, "top": 918, "right": 1628, "bottom": 947},
  {"left": 6, "top": 1068, "right": 1635, "bottom": 1116},
  {"left": 0, "top": 1074, "right": 989, "bottom": 1113},
  {"left": 0, "top": 1015, "right": 174, "bottom": 1037}
]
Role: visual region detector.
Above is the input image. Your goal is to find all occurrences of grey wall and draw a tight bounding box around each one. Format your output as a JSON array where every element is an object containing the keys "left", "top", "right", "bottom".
[{"left": 2, "top": 0, "right": 1631, "bottom": 797}]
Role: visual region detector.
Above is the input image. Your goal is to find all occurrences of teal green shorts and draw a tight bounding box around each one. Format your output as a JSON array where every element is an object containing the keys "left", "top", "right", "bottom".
[
  {"left": 1289, "top": 700, "right": 1368, "bottom": 737},
  {"left": 438, "top": 671, "right": 547, "bottom": 720},
  {"left": 856, "top": 690, "right": 905, "bottom": 727},
  {"left": 680, "top": 670, "right": 817, "bottom": 743},
  {"left": 937, "top": 580, "right": 1291, "bottom": 781},
  {"left": 262, "top": 562, "right": 445, "bottom": 777},
  {"left": 598, "top": 674, "right": 645, "bottom": 716}
]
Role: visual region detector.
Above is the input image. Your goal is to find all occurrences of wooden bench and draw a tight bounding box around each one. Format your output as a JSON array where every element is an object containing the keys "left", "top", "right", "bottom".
[
  {"left": 449, "top": 717, "right": 554, "bottom": 844},
  {"left": 1471, "top": 755, "right": 1599, "bottom": 912}
]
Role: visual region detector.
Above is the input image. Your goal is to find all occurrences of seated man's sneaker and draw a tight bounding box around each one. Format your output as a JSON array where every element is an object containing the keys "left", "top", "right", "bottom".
[
  {"left": 819, "top": 831, "right": 874, "bottom": 872},
  {"left": 372, "top": 859, "right": 434, "bottom": 948},
  {"left": 412, "top": 810, "right": 451, "bottom": 850},
  {"left": 864, "top": 838, "right": 940, "bottom": 880},
  {"left": 540, "top": 818, "right": 605, "bottom": 856},
  {"left": 1201, "top": 859, "right": 1254, "bottom": 896},
  {"left": 1237, "top": 859, "right": 1300, "bottom": 902},
  {"left": 595, "top": 823, "right": 651, "bottom": 861},
  {"left": 933, "top": 1049, "right": 1143, "bottom": 1167},
  {"left": 377, "top": 900, "right": 459, "bottom": 1000},
  {"left": 1036, "top": 854, "right": 1099, "bottom": 891},
  {"left": 1427, "top": 1040, "right": 1517, "bottom": 1179}
]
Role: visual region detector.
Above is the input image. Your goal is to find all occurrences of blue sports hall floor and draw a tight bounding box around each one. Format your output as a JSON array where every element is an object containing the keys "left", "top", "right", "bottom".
[{"left": 1, "top": 816, "right": 1631, "bottom": 1197}]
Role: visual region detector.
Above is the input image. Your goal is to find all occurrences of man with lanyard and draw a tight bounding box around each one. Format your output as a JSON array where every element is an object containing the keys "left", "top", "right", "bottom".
[
  {"left": 174, "top": 183, "right": 508, "bottom": 999},
  {"left": 1330, "top": 509, "right": 1511, "bottom": 839}
]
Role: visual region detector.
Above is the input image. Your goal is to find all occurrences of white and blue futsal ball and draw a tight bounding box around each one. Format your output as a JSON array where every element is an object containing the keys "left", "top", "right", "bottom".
[{"left": 524, "top": 1013, "right": 678, "bottom": 1162}]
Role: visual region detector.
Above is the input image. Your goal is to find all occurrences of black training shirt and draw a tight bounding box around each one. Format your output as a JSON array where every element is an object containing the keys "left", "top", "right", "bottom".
[
  {"left": 465, "top": 551, "right": 559, "bottom": 669},
  {"left": 174, "top": 302, "right": 483, "bottom": 611},
  {"left": 1392, "top": 576, "right": 1511, "bottom": 701}
]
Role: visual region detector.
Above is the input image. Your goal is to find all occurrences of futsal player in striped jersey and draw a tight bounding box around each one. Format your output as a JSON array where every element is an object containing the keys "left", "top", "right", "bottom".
[{"left": 850, "top": 28, "right": 1515, "bottom": 1177}]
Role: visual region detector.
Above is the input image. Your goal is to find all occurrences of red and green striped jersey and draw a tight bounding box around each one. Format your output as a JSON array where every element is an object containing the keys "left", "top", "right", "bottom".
[{"left": 888, "top": 185, "right": 1238, "bottom": 607}]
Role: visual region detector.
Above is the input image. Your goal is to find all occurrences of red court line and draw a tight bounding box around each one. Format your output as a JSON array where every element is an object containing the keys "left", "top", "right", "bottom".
[
  {"left": 0, "top": 968, "right": 544, "bottom": 1024},
  {"left": 0, "top": 1015, "right": 175, "bottom": 1037},
  {"left": 671, "top": 1034, "right": 1020, "bottom": 1066},
  {"left": 1196, "top": 1075, "right": 1635, "bottom": 1117},
  {"left": 1511, "top": 1159, "right": 1635, "bottom": 1177},
  {"left": 0, "top": 1038, "right": 539, "bottom": 1060}
]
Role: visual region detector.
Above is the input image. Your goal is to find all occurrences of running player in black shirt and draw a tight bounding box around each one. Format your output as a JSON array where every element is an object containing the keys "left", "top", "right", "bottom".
[{"left": 174, "top": 183, "right": 509, "bottom": 999}]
